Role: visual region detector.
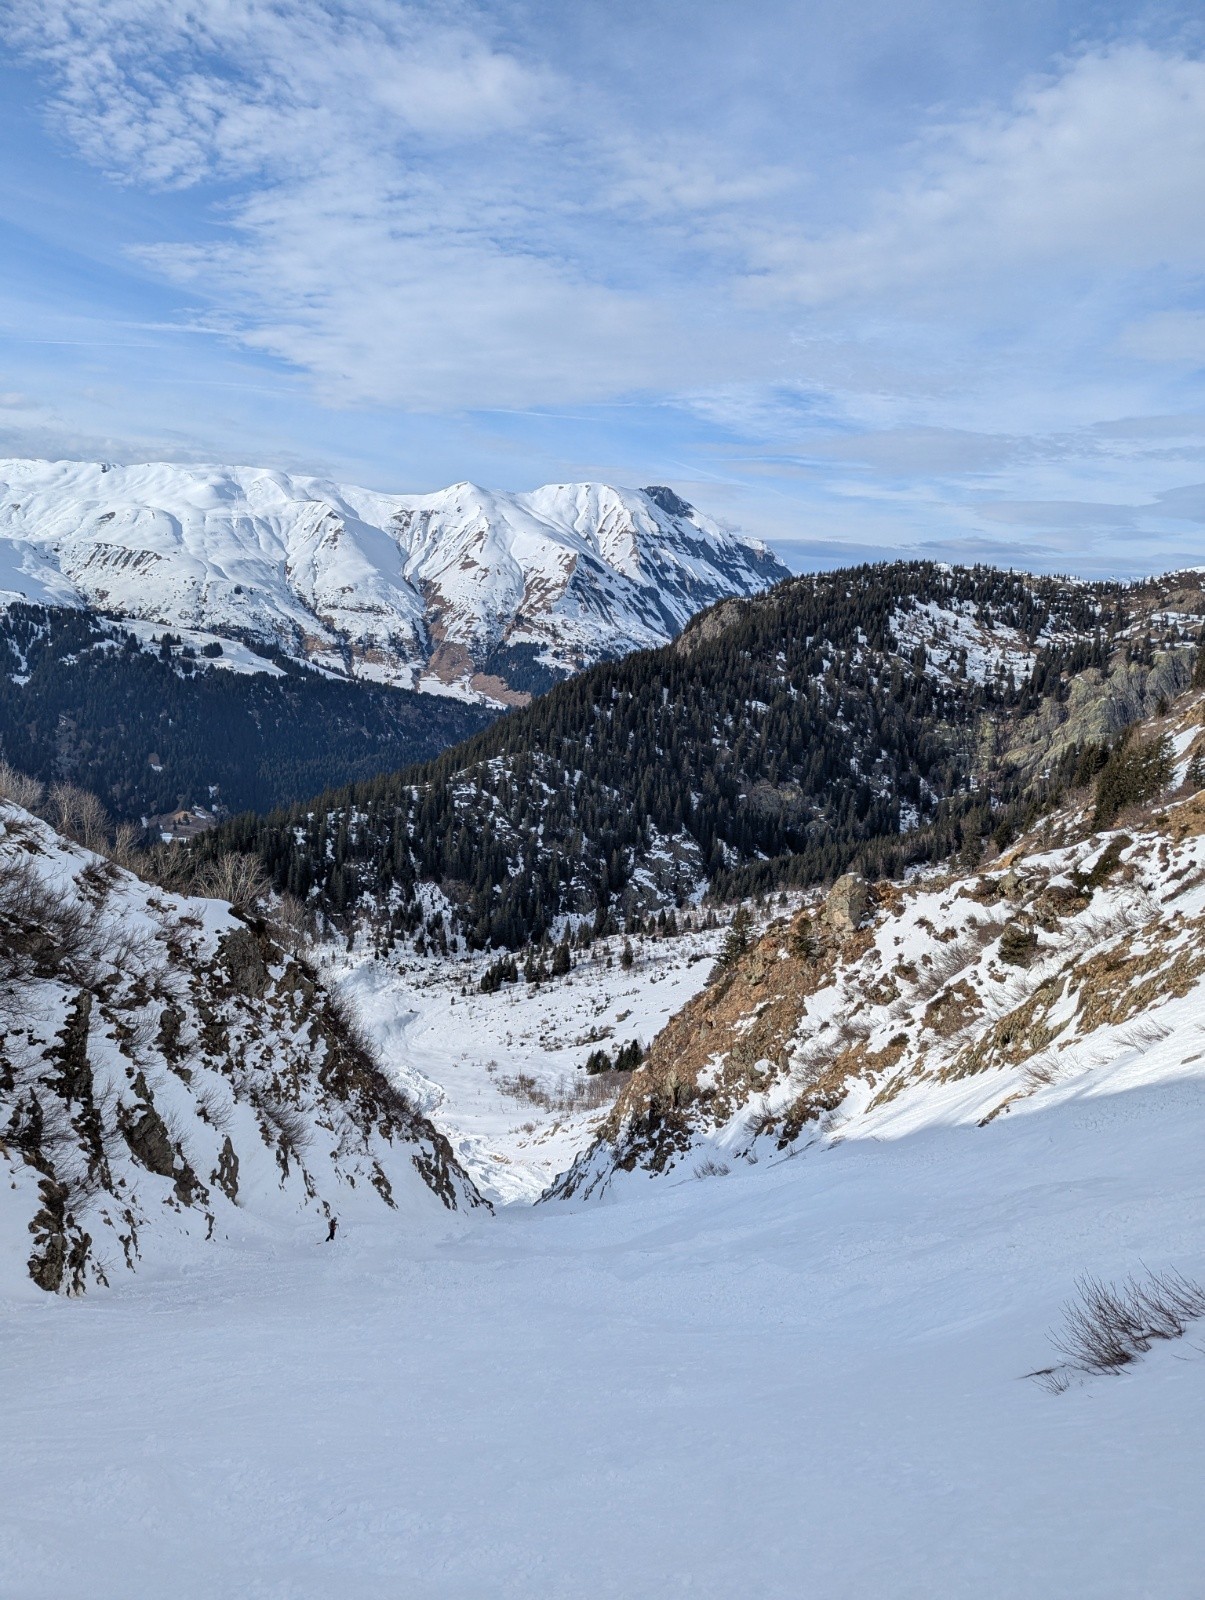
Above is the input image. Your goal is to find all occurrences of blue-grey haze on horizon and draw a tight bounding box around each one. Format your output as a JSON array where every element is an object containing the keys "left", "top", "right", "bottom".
[{"left": 0, "top": 0, "right": 1204, "bottom": 578}]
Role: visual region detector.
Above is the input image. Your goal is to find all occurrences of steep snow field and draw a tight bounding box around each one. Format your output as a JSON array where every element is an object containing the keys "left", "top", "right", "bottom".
[{"left": 4, "top": 1059, "right": 1204, "bottom": 1598}]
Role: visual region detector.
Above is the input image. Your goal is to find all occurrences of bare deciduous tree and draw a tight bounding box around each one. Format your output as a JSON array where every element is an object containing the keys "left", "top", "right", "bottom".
[{"left": 49, "top": 782, "right": 110, "bottom": 853}]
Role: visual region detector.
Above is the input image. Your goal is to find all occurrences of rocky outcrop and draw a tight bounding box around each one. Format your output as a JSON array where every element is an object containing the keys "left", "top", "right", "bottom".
[
  {"left": 824, "top": 874, "right": 870, "bottom": 936},
  {"left": 552, "top": 683, "right": 1205, "bottom": 1196},
  {"left": 0, "top": 805, "right": 486, "bottom": 1295}
]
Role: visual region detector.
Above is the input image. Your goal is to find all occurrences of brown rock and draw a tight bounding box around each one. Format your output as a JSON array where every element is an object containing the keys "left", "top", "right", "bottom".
[{"left": 824, "top": 874, "right": 870, "bottom": 936}]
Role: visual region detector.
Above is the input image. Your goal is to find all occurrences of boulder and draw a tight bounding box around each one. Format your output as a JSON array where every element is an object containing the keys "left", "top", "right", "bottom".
[{"left": 824, "top": 873, "right": 870, "bottom": 936}]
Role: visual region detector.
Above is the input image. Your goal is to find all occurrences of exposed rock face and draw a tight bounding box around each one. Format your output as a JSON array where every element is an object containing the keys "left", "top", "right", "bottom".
[
  {"left": 0, "top": 460, "right": 788, "bottom": 706},
  {"left": 551, "top": 684, "right": 1205, "bottom": 1197},
  {"left": 674, "top": 598, "right": 747, "bottom": 656},
  {"left": 221, "top": 927, "right": 269, "bottom": 998},
  {"left": 824, "top": 874, "right": 870, "bottom": 936},
  {"left": 211, "top": 1136, "right": 239, "bottom": 1202}
]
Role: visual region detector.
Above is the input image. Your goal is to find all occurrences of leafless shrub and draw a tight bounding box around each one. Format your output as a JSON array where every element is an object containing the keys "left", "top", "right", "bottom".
[
  {"left": 1028, "top": 1268, "right": 1205, "bottom": 1390},
  {"left": 48, "top": 782, "right": 110, "bottom": 853},
  {"left": 325, "top": 984, "right": 378, "bottom": 1063},
  {"left": 257, "top": 1095, "right": 312, "bottom": 1155},
  {"left": 371, "top": 1074, "right": 421, "bottom": 1126},
  {"left": 791, "top": 1029, "right": 852, "bottom": 1085},
  {"left": 102, "top": 1000, "right": 159, "bottom": 1059},
  {"left": 745, "top": 1107, "right": 779, "bottom": 1138},
  {"left": 107, "top": 823, "right": 144, "bottom": 872},
  {"left": 0, "top": 760, "right": 45, "bottom": 810},
  {"left": 694, "top": 1157, "right": 731, "bottom": 1179},
  {"left": 908, "top": 928, "right": 996, "bottom": 999},
  {"left": 98, "top": 923, "right": 160, "bottom": 980},
  {"left": 1115, "top": 1017, "right": 1172, "bottom": 1052},
  {"left": 1075, "top": 906, "right": 1140, "bottom": 946},
  {"left": 194, "top": 852, "right": 270, "bottom": 912},
  {"left": 0, "top": 856, "right": 98, "bottom": 979},
  {"left": 1021, "top": 1049, "right": 1061, "bottom": 1091},
  {"left": 268, "top": 892, "right": 314, "bottom": 956},
  {"left": 498, "top": 1069, "right": 625, "bottom": 1114},
  {"left": 194, "top": 1081, "right": 233, "bottom": 1133},
  {"left": 137, "top": 841, "right": 196, "bottom": 894}
]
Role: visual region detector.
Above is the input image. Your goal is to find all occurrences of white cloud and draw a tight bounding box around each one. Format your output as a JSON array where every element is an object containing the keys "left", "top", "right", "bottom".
[
  {"left": 755, "top": 44, "right": 1205, "bottom": 308},
  {"left": 8, "top": 0, "right": 791, "bottom": 409},
  {"left": 7, "top": 3, "right": 1205, "bottom": 581}
]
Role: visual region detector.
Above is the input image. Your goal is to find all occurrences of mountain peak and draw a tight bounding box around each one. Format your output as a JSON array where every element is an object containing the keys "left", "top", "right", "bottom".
[
  {"left": 0, "top": 458, "right": 789, "bottom": 706},
  {"left": 642, "top": 484, "right": 695, "bottom": 519}
]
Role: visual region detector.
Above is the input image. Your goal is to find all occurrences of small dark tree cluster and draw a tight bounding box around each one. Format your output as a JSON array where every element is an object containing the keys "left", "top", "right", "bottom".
[
  {"left": 1093, "top": 732, "right": 1173, "bottom": 828},
  {"left": 479, "top": 955, "right": 519, "bottom": 993},
  {"left": 585, "top": 1038, "right": 644, "bottom": 1074}
]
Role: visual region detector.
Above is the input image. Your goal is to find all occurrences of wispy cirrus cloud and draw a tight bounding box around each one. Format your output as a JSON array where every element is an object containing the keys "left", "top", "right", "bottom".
[
  {"left": 4, "top": 2, "right": 1205, "bottom": 576},
  {"left": 6, "top": 0, "right": 787, "bottom": 408},
  {"left": 752, "top": 43, "right": 1205, "bottom": 311}
]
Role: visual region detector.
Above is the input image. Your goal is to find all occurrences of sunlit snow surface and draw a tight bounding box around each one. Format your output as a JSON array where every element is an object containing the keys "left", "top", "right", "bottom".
[
  {"left": 0, "top": 460, "right": 785, "bottom": 702},
  {"left": 3, "top": 1063, "right": 1204, "bottom": 1597},
  {"left": 333, "top": 929, "right": 723, "bottom": 1202}
]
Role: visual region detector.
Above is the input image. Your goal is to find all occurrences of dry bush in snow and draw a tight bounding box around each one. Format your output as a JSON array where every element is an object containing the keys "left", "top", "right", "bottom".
[
  {"left": 48, "top": 782, "right": 110, "bottom": 853},
  {"left": 0, "top": 856, "right": 98, "bottom": 980},
  {"left": 694, "top": 1157, "right": 731, "bottom": 1179},
  {"left": 194, "top": 852, "right": 270, "bottom": 913},
  {"left": 499, "top": 1070, "right": 625, "bottom": 1114},
  {"left": 0, "top": 760, "right": 44, "bottom": 810},
  {"left": 1029, "top": 1268, "right": 1205, "bottom": 1391}
]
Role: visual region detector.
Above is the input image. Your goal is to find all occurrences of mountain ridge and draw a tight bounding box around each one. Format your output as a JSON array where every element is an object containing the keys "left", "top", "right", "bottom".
[
  {"left": 209, "top": 559, "right": 1205, "bottom": 950},
  {"left": 0, "top": 459, "right": 788, "bottom": 706}
]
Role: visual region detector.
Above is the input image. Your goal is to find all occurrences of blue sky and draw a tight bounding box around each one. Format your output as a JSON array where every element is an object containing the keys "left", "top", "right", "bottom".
[{"left": 1, "top": 0, "right": 1204, "bottom": 575}]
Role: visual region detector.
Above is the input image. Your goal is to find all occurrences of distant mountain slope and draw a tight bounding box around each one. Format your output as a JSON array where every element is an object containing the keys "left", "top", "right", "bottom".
[
  {"left": 0, "top": 602, "right": 495, "bottom": 819},
  {"left": 213, "top": 561, "right": 1203, "bottom": 949},
  {"left": 551, "top": 681, "right": 1205, "bottom": 1198},
  {"left": 0, "top": 802, "right": 483, "bottom": 1296},
  {"left": 0, "top": 459, "right": 788, "bottom": 705}
]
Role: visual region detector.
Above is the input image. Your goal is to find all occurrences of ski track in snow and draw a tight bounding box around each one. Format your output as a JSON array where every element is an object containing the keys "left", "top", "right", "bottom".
[{"left": 3, "top": 1066, "right": 1204, "bottom": 1598}]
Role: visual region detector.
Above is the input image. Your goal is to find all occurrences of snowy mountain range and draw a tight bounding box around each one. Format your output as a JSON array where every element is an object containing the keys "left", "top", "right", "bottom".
[{"left": 0, "top": 460, "right": 788, "bottom": 705}]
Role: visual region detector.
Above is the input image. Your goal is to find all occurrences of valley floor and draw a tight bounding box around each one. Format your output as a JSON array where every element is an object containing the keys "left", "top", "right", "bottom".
[
  {"left": 4, "top": 1062, "right": 1204, "bottom": 1598},
  {"left": 331, "top": 926, "right": 723, "bottom": 1202}
]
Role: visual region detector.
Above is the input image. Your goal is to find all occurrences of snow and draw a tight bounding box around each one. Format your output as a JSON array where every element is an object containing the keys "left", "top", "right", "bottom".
[
  {"left": 891, "top": 596, "right": 1038, "bottom": 685},
  {"left": 0, "top": 460, "right": 785, "bottom": 704},
  {"left": 0, "top": 804, "right": 478, "bottom": 1298},
  {"left": 3, "top": 1057, "right": 1204, "bottom": 1597},
  {"left": 334, "top": 927, "right": 724, "bottom": 1202},
  {"left": 117, "top": 617, "right": 287, "bottom": 677}
]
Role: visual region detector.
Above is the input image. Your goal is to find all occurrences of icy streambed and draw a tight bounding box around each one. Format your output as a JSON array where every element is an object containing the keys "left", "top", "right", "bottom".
[{"left": 4, "top": 1068, "right": 1205, "bottom": 1599}]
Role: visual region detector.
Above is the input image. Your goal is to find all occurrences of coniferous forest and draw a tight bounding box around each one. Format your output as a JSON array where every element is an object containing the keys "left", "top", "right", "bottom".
[
  {"left": 0, "top": 603, "right": 496, "bottom": 817},
  {"left": 207, "top": 561, "right": 1150, "bottom": 948}
]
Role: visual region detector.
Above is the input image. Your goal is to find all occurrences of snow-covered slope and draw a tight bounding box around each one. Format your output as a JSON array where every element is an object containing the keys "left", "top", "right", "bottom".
[
  {"left": 554, "top": 687, "right": 1205, "bottom": 1198},
  {"left": 333, "top": 917, "right": 726, "bottom": 1204},
  {"left": 5, "top": 965, "right": 1205, "bottom": 1597},
  {"left": 0, "top": 461, "right": 787, "bottom": 704},
  {"left": 0, "top": 804, "right": 482, "bottom": 1296}
]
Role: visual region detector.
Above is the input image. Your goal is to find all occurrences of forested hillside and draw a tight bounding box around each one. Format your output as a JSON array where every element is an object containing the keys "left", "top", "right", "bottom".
[
  {"left": 210, "top": 561, "right": 1203, "bottom": 949},
  {"left": 0, "top": 604, "right": 495, "bottom": 818}
]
